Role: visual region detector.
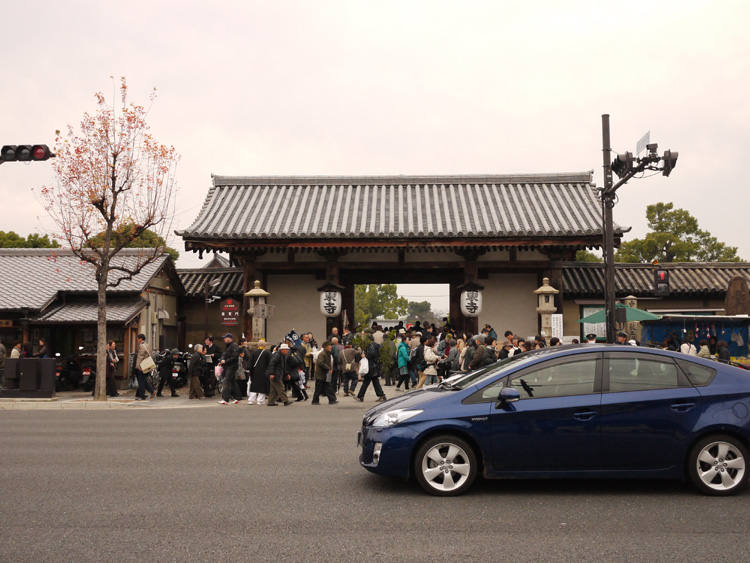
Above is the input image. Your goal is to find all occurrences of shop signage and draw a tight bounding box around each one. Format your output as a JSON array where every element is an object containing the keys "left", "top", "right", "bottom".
[
  {"left": 0, "top": 320, "right": 12, "bottom": 328},
  {"left": 220, "top": 299, "right": 240, "bottom": 326}
]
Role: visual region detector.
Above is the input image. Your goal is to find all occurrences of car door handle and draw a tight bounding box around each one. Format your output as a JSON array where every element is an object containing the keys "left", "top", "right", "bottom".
[
  {"left": 573, "top": 411, "right": 597, "bottom": 421},
  {"left": 670, "top": 403, "right": 695, "bottom": 412}
]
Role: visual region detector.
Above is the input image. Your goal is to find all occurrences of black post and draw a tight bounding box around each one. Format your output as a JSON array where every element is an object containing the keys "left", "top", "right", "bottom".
[{"left": 601, "top": 114, "right": 617, "bottom": 344}]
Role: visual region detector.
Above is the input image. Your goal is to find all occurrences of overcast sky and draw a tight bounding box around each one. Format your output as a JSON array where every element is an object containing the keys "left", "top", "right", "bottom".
[{"left": 2, "top": 0, "right": 748, "bottom": 312}]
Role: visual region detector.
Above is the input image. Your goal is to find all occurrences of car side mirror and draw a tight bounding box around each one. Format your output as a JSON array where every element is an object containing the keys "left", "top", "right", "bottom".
[{"left": 495, "top": 387, "right": 520, "bottom": 409}]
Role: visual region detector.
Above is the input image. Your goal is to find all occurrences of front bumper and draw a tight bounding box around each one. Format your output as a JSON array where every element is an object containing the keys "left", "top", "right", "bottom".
[{"left": 358, "top": 424, "right": 418, "bottom": 478}]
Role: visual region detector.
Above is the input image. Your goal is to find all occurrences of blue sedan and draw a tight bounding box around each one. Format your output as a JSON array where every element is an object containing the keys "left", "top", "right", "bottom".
[{"left": 357, "top": 345, "right": 750, "bottom": 496}]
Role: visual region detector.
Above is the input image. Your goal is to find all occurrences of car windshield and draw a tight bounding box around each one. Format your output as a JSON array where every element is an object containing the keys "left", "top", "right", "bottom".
[{"left": 444, "top": 351, "right": 543, "bottom": 389}]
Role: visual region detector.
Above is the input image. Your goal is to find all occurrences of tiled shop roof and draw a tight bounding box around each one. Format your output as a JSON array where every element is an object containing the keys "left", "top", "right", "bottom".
[
  {"left": 0, "top": 249, "right": 172, "bottom": 311},
  {"left": 34, "top": 297, "right": 148, "bottom": 324},
  {"left": 177, "top": 173, "right": 623, "bottom": 244},
  {"left": 178, "top": 268, "right": 244, "bottom": 297},
  {"left": 563, "top": 262, "right": 750, "bottom": 297}
]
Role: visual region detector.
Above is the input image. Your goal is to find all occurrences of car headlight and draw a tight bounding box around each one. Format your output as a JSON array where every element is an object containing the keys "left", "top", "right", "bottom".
[{"left": 372, "top": 409, "right": 423, "bottom": 428}]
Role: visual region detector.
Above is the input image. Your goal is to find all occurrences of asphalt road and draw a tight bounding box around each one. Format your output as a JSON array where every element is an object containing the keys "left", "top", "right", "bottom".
[{"left": 2, "top": 397, "right": 750, "bottom": 563}]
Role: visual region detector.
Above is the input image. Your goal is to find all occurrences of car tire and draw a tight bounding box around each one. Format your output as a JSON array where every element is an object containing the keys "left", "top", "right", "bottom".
[
  {"left": 414, "top": 435, "right": 477, "bottom": 496},
  {"left": 688, "top": 434, "right": 749, "bottom": 496}
]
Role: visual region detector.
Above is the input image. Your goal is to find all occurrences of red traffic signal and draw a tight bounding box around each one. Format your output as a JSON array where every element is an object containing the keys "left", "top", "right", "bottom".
[
  {"left": 654, "top": 269, "right": 670, "bottom": 296},
  {"left": 0, "top": 144, "right": 55, "bottom": 162}
]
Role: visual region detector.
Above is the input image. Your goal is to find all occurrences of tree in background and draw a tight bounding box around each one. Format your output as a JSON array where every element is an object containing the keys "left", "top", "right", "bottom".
[
  {"left": 40, "top": 78, "right": 179, "bottom": 401},
  {"left": 90, "top": 225, "right": 179, "bottom": 262},
  {"left": 575, "top": 250, "right": 602, "bottom": 263},
  {"left": 354, "top": 284, "right": 408, "bottom": 328},
  {"left": 407, "top": 300, "right": 440, "bottom": 324},
  {"left": 616, "top": 202, "right": 742, "bottom": 263},
  {"left": 0, "top": 231, "right": 59, "bottom": 248}
]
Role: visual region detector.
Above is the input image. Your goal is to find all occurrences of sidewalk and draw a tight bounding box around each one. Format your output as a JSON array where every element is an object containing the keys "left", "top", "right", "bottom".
[{"left": 0, "top": 389, "right": 215, "bottom": 410}]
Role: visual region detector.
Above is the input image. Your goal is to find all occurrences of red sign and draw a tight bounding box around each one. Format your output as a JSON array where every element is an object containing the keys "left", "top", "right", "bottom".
[{"left": 220, "top": 299, "right": 240, "bottom": 327}]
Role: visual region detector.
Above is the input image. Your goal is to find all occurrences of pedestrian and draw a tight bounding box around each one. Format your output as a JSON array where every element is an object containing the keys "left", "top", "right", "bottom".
[
  {"left": 586, "top": 333, "right": 597, "bottom": 344},
  {"left": 420, "top": 338, "right": 440, "bottom": 387},
  {"left": 203, "top": 336, "right": 221, "bottom": 397},
  {"left": 716, "top": 340, "right": 731, "bottom": 363},
  {"left": 680, "top": 337, "right": 698, "bottom": 356},
  {"left": 10, "top": 342, "right": 21, "bottom": 359},
  {"left": 218, "top": 333, "right": 242, "bottom": 405},
  {"left": 0, "top": 336, "right": 6, "bottom": 389},
  {"left": 394, "top": 335, "right": 411, "bottom": 391},
  {"left": 338, "top": 343, "right": 360, "bottom": 397},
  {"left": 247, "top": 339, "right": 271, "bottom": 405},
  {"left": 615, "top": 332, "right": 629, "bottom": 345},
  {"left": 311, "top": 340, "right": 338, "bottom": 405},
  {"left": 697, "top": 339, "right": 711, "bottom": 359},
  {"left": 330, "top": 336, "right": 344, "bottom": 393},
  {"left": 35, "top": 338, "right": 49, "bottom": 358},
  {"left": 106, "top": 340, "right": 120, "bottom": 397},
  {"left": 156, "top": 348, "right": 180, "bottom": 397},
  {"left": 498, "top": 340, "right": 514, "bottom": 360},
  {"left": 354, "top": 341, "right": 387, "bottom": 403},
  {"left": 188, "top": 344, "right": 205, "bottom": 400},
  {"left": 134, "top": 333, "right": 156, "bottom": 401},
  {"left": 265, "top": 343, "right": 294, "bottom": 406}
]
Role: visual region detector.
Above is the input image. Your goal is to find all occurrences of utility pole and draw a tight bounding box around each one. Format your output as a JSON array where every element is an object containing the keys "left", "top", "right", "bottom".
[
  {"left": 599, "top": 115, "right": 678, "bottom": 343},
  {"left": 601, "top": 115, "right": 617, "bottom": 344}
]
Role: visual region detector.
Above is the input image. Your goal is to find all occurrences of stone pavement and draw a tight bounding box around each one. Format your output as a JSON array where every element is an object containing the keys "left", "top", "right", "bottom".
[
  {"left": 0, "top": 384, "right": 390, "bottom": 410},
  {"left": 0, "top": 389, "right": 219, "bottom": 410}
]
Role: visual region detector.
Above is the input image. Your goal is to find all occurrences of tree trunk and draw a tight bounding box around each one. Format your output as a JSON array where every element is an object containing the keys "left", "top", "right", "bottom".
[{"left": 93, "top": 267, "right": 109, "bottom": 401}]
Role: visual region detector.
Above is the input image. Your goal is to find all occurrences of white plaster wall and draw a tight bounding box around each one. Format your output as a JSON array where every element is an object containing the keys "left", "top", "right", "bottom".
[
  {"left": 480, "top": 274, "right": 539, "bottom": 340},
  {"left": 266, "top": 274, "right": 327, "bottom": 344}
]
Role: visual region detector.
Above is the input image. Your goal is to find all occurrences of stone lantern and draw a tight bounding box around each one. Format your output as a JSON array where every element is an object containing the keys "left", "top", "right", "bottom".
[
  {"left": 534, "top": 277, "right": 559, "bottom": 344},
  {"left": 624, "top": 295, "right": 638, "bottom": 342},
  {"left": 245, "top": 280, "right": 271, "bottom": 343}
]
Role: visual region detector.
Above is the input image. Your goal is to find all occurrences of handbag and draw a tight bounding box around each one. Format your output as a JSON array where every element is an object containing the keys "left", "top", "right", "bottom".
[
  {"left": 140, "top": 356, "right": 156, "bottom": 373},
  {"left": 358, "top": 357, "right": 369, "bottom": 376},
  {"left": 215, "top": 364, "right": 223, "bottom": 378},
  {"left": 325, "top": 370, "right": 333, "bottom": 384}
]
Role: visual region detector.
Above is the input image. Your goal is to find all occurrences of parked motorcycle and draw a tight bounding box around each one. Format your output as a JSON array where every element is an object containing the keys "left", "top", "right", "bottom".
[
  {"left": 171, "top": 350, "right": 189, "bottom": 388},
  {"left": 54, "top": 354, "right": 81, "bottom": 391},
  {"left": 80, "top": 361, "right": 97, "bottom": 393}
]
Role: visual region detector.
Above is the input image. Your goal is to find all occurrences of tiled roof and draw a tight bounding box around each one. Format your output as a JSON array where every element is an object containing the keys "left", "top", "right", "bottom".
[
  {"left": 177, "top": 173, "right": 623, "bottom": 245},
  {"left": 34, "top": 297, "right": 148, "bottom": 324},
  {"left": 178, "top": 268, "right": 244, "bottom": 298},
  {"left": 0, "top": 249, "right": 171, "bottom": 311},
  {"left": 563, "top": 262, "right": 750, "bottom": 297}
]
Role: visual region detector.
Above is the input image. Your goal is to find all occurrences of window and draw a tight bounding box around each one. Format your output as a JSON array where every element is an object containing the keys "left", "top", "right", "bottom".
[
  {"left": 505, "top": 358, "right": 598, "bottom": 399},
  {"left": 608, "top": 357, "right": 684, "bottom": 392},
  {"left": 676, "top": 358, "right": 717, "bottom": 387}
]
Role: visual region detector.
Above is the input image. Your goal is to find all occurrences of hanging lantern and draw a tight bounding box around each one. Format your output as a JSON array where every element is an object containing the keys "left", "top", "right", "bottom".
[
  {"left": 318, "top": 282, "right": 344, "bottom": 318},
  {"left": 458, "top": 281, "right": 484, "bottom": 317}
]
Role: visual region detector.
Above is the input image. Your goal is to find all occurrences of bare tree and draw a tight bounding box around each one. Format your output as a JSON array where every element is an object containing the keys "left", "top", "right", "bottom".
[{"left": 41, "top": 77, "right": 179, "bottom": 400}]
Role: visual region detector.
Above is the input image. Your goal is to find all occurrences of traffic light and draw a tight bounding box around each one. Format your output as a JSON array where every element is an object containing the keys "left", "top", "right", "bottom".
[
  {"left": 662, "top": 150, "right": 678, "bottom": 176},
  {"left": 0, "top": 144, "right": 55, "bottom": 162},
  {"left": 611, "top": 152, "right": 633, "bottom": 178},
  {"left": 654, "top": 268, "right": 670, "bottom": 296}
]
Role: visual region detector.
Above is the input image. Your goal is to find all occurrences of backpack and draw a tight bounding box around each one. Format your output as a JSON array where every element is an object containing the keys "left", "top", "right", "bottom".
[{"left": 410, "top": 344, "right": 425, "bottom": 370}]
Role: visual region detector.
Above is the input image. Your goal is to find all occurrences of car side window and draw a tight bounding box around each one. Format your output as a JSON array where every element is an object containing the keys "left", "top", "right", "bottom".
[
  {"left": 506, "top": 358, "right": 598, "bottom": 399},
  {"left": 608, "top": 356, "right": 684, "bottom": 392},
  {"left": 675, "top": 358, "right": 717, "bottom": 387}
]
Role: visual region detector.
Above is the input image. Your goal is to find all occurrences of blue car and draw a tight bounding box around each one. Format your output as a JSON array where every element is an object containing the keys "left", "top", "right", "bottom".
[{"left": 357, "top": 345, "right": 750, "bottom": 496}]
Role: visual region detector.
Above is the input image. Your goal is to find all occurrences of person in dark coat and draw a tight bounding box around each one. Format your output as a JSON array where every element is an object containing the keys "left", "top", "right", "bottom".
[
  {"left": 311, "top": 340, "right": 338, "bottom": 405},
  {"left": 265, "top": 344, "right": 294, "bottom": 406},
  {"left": 717, "top": 340, "right": 731, "bottom": 363},
  {"left": 218, "top": 333, "right": 241, "bottom": 404},
  {"left": 203, "top": 336, "right": 222, "bottom": 397},
  {"left": 354, "top": 341, "right": 386, "bottom": 403},
  {"left": 156, "top": 348, "right": 179, "bottom": 397},
  {"left": 188, "top": 344, "right": 205, "bottom": 399},
  {"left": 247, "top": 340, "right": 271, "bottom": 405}
]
